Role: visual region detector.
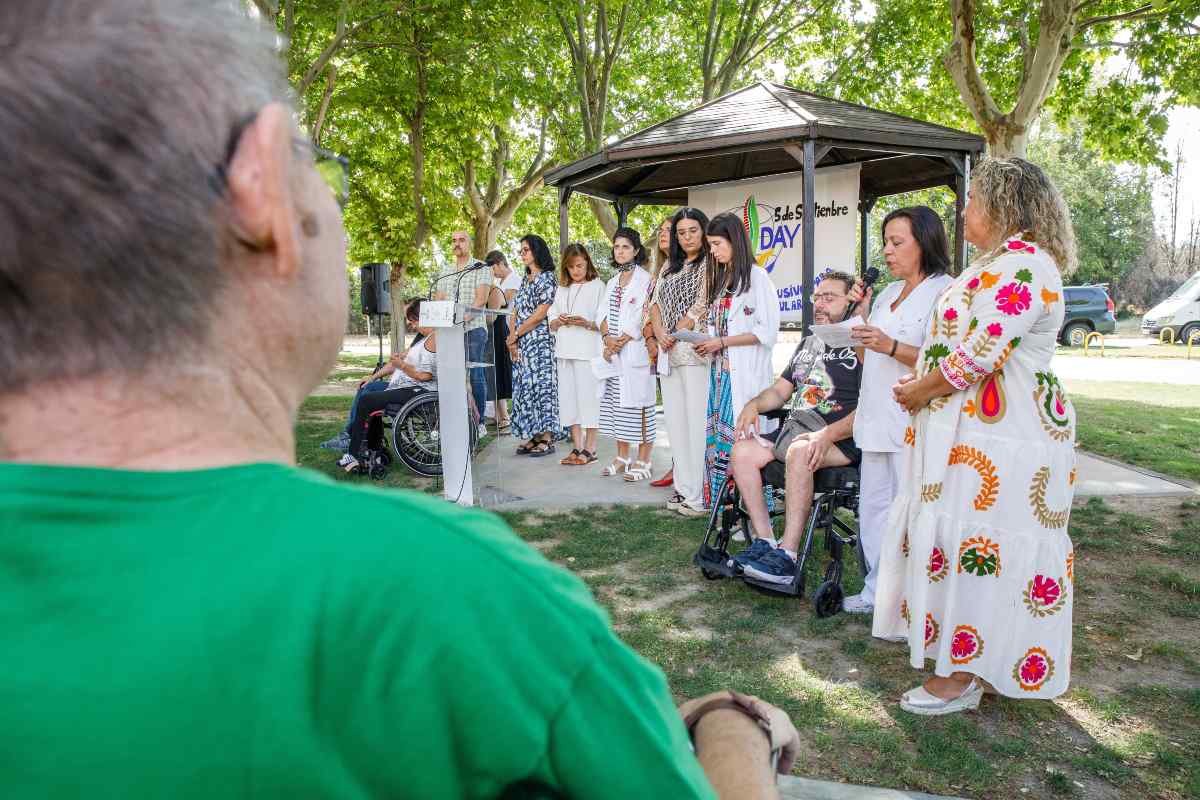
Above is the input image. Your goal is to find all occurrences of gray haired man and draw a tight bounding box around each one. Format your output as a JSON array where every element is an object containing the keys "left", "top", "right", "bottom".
[{"left": 0, "top": 2, "right": 796, "bottom": 798}]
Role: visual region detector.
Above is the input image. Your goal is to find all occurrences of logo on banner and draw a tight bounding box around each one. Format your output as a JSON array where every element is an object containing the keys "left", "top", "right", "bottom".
[{"left": 731, "top": 194, "right": 851, "bottom": 278}]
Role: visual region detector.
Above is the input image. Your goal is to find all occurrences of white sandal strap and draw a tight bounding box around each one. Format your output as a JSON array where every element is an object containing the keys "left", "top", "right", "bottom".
[
  {"left": 624, "top": 461, "right": 652, "bottom": 480},
  {"left": 602, "top": 456, "right": 631, "bottom": 476}
]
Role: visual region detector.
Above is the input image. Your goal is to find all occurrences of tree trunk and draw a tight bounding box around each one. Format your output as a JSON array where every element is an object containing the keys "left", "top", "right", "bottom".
[
  {"left": 980, "top": 119, "right": 1030, "bottom": 159},
  {"left": 587, "top": 196, "right": 618, "bottom": 240},
  {"left": 388, "top": 261, "right": 407, "bottom": 353}
]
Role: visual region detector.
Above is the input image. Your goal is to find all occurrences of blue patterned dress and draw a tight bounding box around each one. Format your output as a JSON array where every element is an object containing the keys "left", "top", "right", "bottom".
[{"left": 511, "top": 270, "right": 560, "bottom": 440}]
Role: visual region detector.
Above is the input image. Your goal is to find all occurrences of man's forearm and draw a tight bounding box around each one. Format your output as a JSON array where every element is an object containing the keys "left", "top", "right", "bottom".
[
  {"left": 751, "top": 387, "right": 787, "bottom": 414},
  {"left": 693, "top": 710, "right": 777, "bottom": 800},
  {"left": 823, "top": 410, "right": 855, "bottom": 442}
]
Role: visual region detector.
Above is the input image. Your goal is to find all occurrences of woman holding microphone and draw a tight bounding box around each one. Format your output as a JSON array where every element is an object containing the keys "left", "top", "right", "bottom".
[{"left": 844, "top": 206, "right": 954, "bottom": 615}]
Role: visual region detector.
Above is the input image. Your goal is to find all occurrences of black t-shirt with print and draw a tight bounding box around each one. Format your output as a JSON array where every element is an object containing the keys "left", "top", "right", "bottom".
[{"left": 780, "top": 338, "right": 862, "bottom": 425}]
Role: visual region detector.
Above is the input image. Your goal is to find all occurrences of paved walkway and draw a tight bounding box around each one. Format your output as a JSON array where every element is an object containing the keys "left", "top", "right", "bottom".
[
  {"left": 472, "top": 411, "right": 1194, "bottom": 509},
  {"left": 779, "top": 777, "right": 967, "bottom": 800}
]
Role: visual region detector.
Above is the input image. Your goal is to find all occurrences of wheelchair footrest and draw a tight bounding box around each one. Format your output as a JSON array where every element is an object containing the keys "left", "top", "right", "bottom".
[
  {"left": 743, "top": 574, "right": 804, "bottom": 597},
  {"left": 693, "top": 546, "right": 737, "bottom": 579}
]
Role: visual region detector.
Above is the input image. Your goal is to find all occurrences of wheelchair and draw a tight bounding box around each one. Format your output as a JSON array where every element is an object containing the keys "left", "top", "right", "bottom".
[
  {"left": 692, "top": 438, "right": 864, "bottom": 618},
  {"left": 353, "top": 390, "right": 479, "bottom": 480}
]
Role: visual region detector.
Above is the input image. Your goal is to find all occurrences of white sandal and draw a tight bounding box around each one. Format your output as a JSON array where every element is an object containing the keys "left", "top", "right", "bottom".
[
  {"left": 624, "top": 460, "right": 653, "bottom": 482},
  {"left": 601, "top": 456, "right": 631, "bottom": 477},
  {"left": 900, "top": 679, "right": 982, "bottom": 716}
]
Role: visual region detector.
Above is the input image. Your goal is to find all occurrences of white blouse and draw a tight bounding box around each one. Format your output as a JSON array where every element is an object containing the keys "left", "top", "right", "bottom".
[
  {"left": 549, "top": 278, "right": 606, "bottom": 360},
  {"left": 852, "top": 274, "right": 953, "bottom": 452}
]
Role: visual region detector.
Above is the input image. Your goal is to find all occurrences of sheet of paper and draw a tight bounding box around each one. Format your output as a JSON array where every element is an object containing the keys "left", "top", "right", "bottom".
[
  {"left": 671, "top": 329, "right": 709, "bottom": 344},
  {"left": 809, "top": 315, "right": 865, "bottom": 349}
]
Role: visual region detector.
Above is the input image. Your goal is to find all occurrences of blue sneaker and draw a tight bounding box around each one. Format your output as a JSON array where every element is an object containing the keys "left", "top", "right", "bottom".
[
  {"left": 743, "top": 547, "right": 797, "bottom": 585},
  {"left": 729, "top": 537, "right": 776, "bottom": 573}
]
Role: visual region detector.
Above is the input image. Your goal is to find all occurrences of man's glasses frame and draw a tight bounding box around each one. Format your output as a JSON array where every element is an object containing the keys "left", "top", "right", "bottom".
[{"left": 210, "top": 112, "right": 349, "bottom": 209}]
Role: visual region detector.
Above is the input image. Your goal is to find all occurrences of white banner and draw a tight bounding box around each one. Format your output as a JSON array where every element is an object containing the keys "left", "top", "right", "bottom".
[{"left": 688, "top": 163, "right": 860, "bottom": 322}]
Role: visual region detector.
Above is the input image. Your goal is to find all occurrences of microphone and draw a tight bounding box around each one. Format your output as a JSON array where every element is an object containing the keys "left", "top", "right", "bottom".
[{"left": 842, "top": 266, "right": 880, "bottom": 322}]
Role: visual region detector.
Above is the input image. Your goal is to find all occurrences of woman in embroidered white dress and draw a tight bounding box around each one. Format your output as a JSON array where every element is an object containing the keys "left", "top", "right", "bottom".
[{"left": 872, "top": 158, "right": 1079, "bottom": 715}]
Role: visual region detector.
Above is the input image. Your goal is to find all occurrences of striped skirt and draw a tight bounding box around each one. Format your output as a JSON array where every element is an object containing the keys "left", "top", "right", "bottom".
[{"left": 599, "top": 378, "right": 656, "bottom": 444}]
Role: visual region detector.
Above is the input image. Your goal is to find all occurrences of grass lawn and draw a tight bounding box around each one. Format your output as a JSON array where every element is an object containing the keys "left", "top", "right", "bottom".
[
  {"left": 295, "top": 379, "right": 1200, "bottom": 799},
  {"left": 1063, "top": 381, "right": 1200, "bottom": 484}
]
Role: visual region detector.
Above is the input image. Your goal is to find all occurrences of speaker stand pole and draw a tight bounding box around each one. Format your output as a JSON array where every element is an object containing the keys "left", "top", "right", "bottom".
[{"left": 375, "top": 314, "right": 386, "bottom": 372}]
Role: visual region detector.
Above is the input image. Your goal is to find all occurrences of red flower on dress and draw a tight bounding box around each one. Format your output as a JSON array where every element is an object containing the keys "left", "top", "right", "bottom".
[
  {"left": 986, "top": 322, "right": 1003, "bottom": 337},
  {"left": 924, "top": 613, "right": 940, "bottom": 647},
  {"left": 927, "top": 546, "right": 948, "bottom": 582},
  {"left": 996, "top": 282, "right": 1032, "bottom": 316},
  {"left": 1013, "top": 647, "right": 1055, "bottom": 691},
  {"left": 950, "top": 625, "right": 983, "bottom": 665},
  {"left": 1006, "top": 239, "right": 1028, "bottom": 251},
  {"left": 943, "top": 308, "right": 958, "bottom": 321},
  {"left": 967, "top": 277, "right": 980, "bottom": 290},
  {"left": 1030, "top": 575, "right": 1060, "bottom": 607}
]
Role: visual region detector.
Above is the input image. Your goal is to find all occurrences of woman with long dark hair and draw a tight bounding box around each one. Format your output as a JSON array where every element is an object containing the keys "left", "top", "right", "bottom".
[
  {"left": 840, "top": 206, "right": 954, "bottom": 615},
  {"left": 693, "top": 212, "right": 780, "bottom": 509},
  {"left": 597, "top": 227, "right": 658, "bottom": 480},
  {"left": 507, "top": 234, "right": 560, "bottom": 456},
  {"left": 648, "top": 207, "right": 712, "bottom": 516}
]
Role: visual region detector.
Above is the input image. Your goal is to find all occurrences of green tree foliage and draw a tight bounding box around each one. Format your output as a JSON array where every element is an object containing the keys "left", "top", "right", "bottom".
[
  {"left": 1028, "top": 126, "right": 1155, "bottom": 297},
  {"left": 808, "top": 0, "right": 1200, "bottom": 165}
]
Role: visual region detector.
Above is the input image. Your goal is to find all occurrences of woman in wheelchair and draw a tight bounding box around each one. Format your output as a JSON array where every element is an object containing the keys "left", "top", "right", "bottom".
[
  {"left": 725, "top": 271, "right": 863, "bottom": 584},
  {"left": 338, "top": 302, "right": 438, "bottom": 473}
]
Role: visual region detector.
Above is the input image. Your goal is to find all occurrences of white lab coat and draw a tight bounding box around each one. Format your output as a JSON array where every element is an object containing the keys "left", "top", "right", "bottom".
[
  {"left": 711, "top": 267, "right": 781, "bottom": 434},
  {"left": 598, "top": 266, "right": 656, "bottom": 408}
]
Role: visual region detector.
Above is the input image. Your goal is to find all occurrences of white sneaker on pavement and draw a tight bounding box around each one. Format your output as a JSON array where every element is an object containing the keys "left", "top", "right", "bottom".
[{"left": 842, "top": 593, "right": 874, "bottom": 614}]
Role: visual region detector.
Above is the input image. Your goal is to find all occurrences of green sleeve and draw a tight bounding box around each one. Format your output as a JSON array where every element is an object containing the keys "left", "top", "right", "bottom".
[{"left": 543, "top": 633, "right": 717, "bottom": 800}]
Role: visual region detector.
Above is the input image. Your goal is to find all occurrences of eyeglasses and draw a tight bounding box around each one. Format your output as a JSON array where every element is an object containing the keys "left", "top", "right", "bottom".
[
  {"left": 519, "top": 246, "right": 532, "bottom": 254},
  {"left": 812, "top": 292, "right": 846, "bottom": 303},
  {"left": 210, "top": 112, "right": 349, "bottom": 210}
]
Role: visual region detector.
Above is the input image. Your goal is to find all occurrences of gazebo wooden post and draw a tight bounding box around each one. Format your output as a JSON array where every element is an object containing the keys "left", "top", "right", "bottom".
[
  {"left": 557, "top": 186, "right": 572, "bottom": 253},
  {"left": 859, "top": 194, "right": 877, "bottom": 274},
  {"left": 953, "top": 154, "right": 971, "bottom": 274},
  {"left": 801, "top": 138, "right": 816, "bottom": 333}
]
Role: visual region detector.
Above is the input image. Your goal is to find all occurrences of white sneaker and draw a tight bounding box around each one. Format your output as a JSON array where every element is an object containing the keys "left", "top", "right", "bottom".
[
  {"left": 900, "top": 680, "right": 983, "bottom": 716},
  {"left": 676, "top": 503, "right": 706, "bottom": 518},
  {"left": 337, "top": 453, "right": 360, "bottom": 472},
  {"left": 842, "top": 593, "right": 874, "bottom": 615},
  {"left": 477, "top": 424, "right": 489, "bottom": 439}
]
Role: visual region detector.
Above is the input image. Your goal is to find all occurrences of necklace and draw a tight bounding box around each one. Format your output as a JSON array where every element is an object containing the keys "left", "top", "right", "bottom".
[{"left": 565, "top": 281, "right": 585, "bottom": 315}]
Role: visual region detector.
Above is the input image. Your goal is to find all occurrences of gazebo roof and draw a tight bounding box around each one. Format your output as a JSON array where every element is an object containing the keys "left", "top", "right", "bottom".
[{"left": 544, "top": 81, "right": 985, "bottom": 204}]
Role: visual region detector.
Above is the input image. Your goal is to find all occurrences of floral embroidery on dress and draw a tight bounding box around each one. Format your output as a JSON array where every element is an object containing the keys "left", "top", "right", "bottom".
[
  {"left": 921, "top": 342, "right": 951, "bottom": 378},
  {"left": 1013, "top": 647, "right": 1055, "bottom": 691},
  {"left": 1033, "top": 372, "right": 1072, "bottom": 441},
  {"left": 1006, "top": 239, "right": 1037, "bottom": 254},
  {"left": 1066, "top": 551, "right": 1075, "bottom": 583},
  {"left": 1041, "top": 287, "right": 1060, "bottom": 305},
  {"left": 950, "top": 625, "right": 984, "bottom": 665},
  {"left": 924, "top": 613, "right": 940, "bottom": 647},
  {"left": 975, "top": 371, "right": 1007, "bottom": 424},
  {"left": 901, "top": 598, "right": 911, "bottom": 625},
  {"left": 904, "top": 426, "right": 915, "bottom": 446},
  {"left": 1029, "top": 466, "right": 1070, "bottom": 528},
  {"left": 993, "top": 337, "right": 1022, "bottom": 371},
  {"left": 927, "top": 546, "right": 949, "bottom": 582},
  {"left": 958, "top": 535, "right": 1001, "bottom": 576},
  {"left": 941, "top": 308, "right": 959, "bottom": 339},
  {"left": 996, "top": 269, "right": 1034, "bottom": 316},
  {"left": 901, "top": 531, "right": 910, "bottom": 558},
  {"left": 948, "top": 445, "right": 1000, "bottom": 511},
  {"left": 1024, "top": 575, "right": 1068, "bottom": 617}
]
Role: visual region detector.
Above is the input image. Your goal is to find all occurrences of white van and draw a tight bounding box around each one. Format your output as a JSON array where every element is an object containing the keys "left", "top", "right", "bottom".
[{"left": 1141, "top": 271, "right": 1200, "bottom": 343}]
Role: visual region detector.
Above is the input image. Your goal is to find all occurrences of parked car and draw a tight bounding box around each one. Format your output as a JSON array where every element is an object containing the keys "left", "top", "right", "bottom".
[
  {"left": 1059, "top": 284, "right": 1116, "bottom": 346},
  {"left": 1141, "top": 271, "right": 1200, "bottom": 344}
]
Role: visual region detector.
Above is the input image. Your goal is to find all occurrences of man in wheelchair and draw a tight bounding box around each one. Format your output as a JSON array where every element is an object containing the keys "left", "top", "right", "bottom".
[
  {"left": 726, "top": 271, "right": 862, "bottom": 584},
  {"left": 337, "top": 299, "right": 438, "bottom": 473}
]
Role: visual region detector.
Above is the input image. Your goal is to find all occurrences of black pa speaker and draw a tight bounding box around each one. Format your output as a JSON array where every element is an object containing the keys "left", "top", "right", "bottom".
[{"left": 360, "top": 262, "right": 391, "bottom": 316}]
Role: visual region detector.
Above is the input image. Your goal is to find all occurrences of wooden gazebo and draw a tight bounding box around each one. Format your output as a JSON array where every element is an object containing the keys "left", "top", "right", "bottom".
[{"left": 544, "top": 81, "right": 986, "bottom": 329}]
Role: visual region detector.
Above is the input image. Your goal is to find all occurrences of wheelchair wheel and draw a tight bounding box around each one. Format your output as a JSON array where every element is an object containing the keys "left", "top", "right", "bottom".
[
  {"left": 390, "top": 393, "right": 478, "bottom": 477},
  {"left": 813, "top": 580, "right": 844, "bottom": 618}
]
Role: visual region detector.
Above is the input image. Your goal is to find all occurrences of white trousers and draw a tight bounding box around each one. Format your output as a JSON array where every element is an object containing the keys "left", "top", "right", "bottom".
[
  {"left": 557, "top": 357, "right": 600, "bottom": 428},
  {"left": 660, "top": 364, "right": 709, "bottom": 508},
  {"left": 858, "top": 449, "right": 903, "bottom": 604}
]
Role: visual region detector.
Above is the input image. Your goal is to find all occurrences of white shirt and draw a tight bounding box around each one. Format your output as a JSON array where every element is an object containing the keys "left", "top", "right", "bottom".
[
  {"left": 550, "top": 279, "right": 607, "bottom": 360},
  {"left": 387, "top": 337, "right": 438, "bottom": 390},
  {"left": 496, "top": 269, "right": 522, "bottom": 300},
  {"left": 853, "top": 274, "right": 953, "bottom": 451}
]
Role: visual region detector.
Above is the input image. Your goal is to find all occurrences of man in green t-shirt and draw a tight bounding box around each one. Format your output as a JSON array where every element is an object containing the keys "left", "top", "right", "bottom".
[{"left": 0, "top": 2, "right": 798, "bottom": 798}]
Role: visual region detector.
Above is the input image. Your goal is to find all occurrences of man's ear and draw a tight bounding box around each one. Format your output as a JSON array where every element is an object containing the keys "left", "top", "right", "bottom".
[{"left": 225, "top": 103, "right": 302, "bottom": 278}]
